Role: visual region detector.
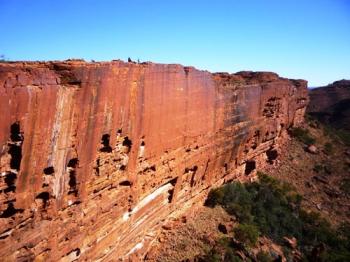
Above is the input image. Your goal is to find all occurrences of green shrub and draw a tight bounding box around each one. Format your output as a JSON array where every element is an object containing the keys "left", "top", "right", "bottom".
[
  {"left": 323, "top": 125, "right": 350, "bottom": 146},
  {"left": 224, "top": 250, "right": 243, "bottom": 262},
  {"left": 337, "top": 222, "right": 350, "bottom": 242},
  {"left": 322, "top": 222, "right": 350, "bottom": 261},
  {"left": 340, "top": 179, "right": 350, "bottom": 195},
  {"left": 324, "top": 142, "right": 334, "bottom": 154},
  {"left": 205, "top": 187, "right": 225, "bottom": 207},
  {"left": 234, "top": 223, "right": 259, "bottom": 247},
  {"left": 256, "top": 251, "right": 273, "bottom": 262},
  {"left": 226, "top": 202, "right": 253, "bottom": 223},
  {"left": 206, "top": 182, "right": 254, "bottom": 223},
  {"left": 204, "top": 173, "right": 350, "bottom": 261},
  {"left": 286, "top": 192, "right": 303, "bottom": 206},
  {"left": 313, "top": 164, "right": 324, "bottom": 173},
  {"left": 337, "top": 130, "right": 350, "bottom": 146},
  {"left": 289, "top": 127, "right": 316, "bottom": 145},
  {"left": 200, "top": 252, "right": 222, "bottom": 262}
]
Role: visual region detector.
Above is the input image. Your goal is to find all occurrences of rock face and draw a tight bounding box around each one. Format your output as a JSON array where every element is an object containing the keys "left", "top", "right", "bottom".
[
  {"left": 308, "top": 80, "right": 350, "bottom": 131},
  {"left": 0, "top": 60, "right": 308, "bottom": 261}
]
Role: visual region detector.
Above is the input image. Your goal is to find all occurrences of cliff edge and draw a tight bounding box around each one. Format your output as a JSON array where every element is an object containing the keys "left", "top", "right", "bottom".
[{"left": 0, "top": 60, "right": 307, "bottom": 261}]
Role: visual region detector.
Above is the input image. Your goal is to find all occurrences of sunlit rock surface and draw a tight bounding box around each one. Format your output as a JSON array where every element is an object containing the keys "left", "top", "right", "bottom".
[{"left": 0, "top": 60, "right": 308, "bottom": 261}]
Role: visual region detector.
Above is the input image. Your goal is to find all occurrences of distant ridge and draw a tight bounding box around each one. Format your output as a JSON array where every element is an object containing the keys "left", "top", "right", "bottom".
[{"left": 307, "top": 80, "right": 350, "bottom": 131}]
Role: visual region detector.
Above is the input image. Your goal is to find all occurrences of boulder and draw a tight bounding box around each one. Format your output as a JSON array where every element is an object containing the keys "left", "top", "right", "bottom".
[
  {"left": 307, "top": 145, "right": 318, "bottom": 154},
  {"left": 283, "top": 236, "right": 298, "bottom": 249}
]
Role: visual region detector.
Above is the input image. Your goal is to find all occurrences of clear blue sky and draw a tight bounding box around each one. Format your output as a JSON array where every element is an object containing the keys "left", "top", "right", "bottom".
[{"left": 1, "top": 0, "right": 349, "bottom": 86}]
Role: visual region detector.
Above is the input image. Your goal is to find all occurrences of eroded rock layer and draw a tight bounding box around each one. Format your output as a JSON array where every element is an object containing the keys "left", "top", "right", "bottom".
[{"left": 0, "top": 60, "right": 307, "bottom": 261}]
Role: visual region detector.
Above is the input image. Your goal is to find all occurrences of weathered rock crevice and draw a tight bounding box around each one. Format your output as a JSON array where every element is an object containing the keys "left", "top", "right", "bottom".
[{"left": 0, "top": 60, "right": 308, "bottom": 261}]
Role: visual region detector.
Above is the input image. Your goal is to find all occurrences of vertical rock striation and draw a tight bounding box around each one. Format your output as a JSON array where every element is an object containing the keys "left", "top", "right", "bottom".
[{"left": 0, "top": 60, "right": 308, "bottom": 261}]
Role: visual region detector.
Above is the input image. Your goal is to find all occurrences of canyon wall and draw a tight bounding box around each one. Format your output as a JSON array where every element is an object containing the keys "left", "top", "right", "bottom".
[
  {"left": 308, "top": 80, "right": 350, "bottom": 131},
  {"left": 0, "top": 60, "right": 308, "bottom": 261}
]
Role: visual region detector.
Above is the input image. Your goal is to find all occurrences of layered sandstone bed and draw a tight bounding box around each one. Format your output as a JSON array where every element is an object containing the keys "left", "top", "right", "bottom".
[{"left": 0, "top": 60, "right": 307, "bottom": 261}]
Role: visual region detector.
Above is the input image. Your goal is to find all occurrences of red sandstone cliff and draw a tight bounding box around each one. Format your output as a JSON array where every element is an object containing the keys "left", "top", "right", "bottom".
[{"left": 0, "top": 60, "right": 308, "bottom": 261}]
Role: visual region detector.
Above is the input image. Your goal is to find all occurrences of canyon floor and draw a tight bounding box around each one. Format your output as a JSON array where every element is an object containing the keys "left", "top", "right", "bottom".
[{"left": 146, "top": 116, "right": 350, "bottom": 261}]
